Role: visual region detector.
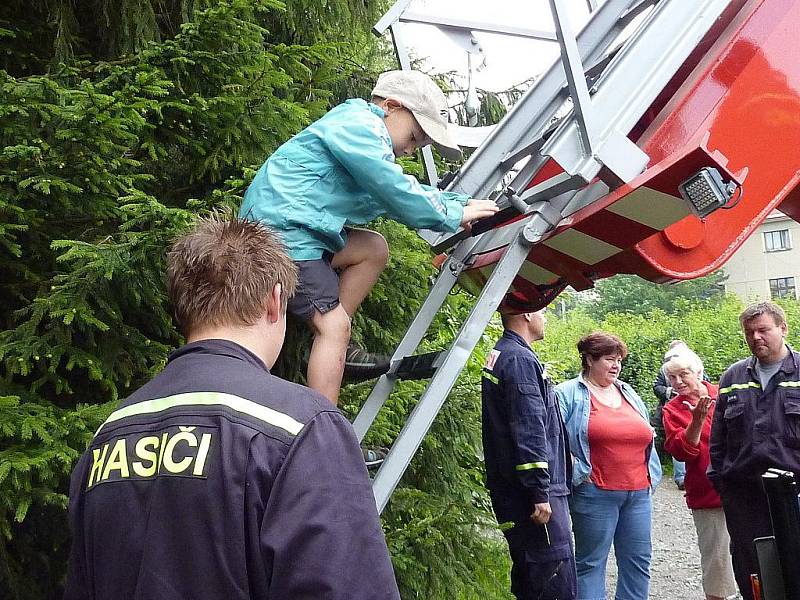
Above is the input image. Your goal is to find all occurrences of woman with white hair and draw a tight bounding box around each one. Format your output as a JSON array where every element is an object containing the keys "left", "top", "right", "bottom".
[{"left": 662, "top": 350, "right": 737, "bottom": 600}]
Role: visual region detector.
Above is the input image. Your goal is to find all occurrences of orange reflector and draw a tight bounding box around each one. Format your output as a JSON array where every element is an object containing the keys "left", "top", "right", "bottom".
[{"left": 751, "top": 573, "right": 762, "bottom": 600}]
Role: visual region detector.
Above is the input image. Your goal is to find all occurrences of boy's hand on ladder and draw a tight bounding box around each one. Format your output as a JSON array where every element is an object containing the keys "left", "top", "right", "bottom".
[{"left": 461, "top": 199, "right": 499, "bottom": 231}]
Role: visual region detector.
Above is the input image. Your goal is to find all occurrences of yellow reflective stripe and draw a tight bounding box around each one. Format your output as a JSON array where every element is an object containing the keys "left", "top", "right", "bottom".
[
  {"left": 778, "top": 381, "right": 800, "bottom": 388},
  {"left": 516, "top": 462, "right": 548, "bottom": 471},
  {"left": 483, "top": 371, "right": 499, "bottom": 385},
  {"left": 97, "top": 392, "right": 304, "bottom": 436},
  {"left": 719, "top": 382, "right": 761, "bottom": 394}
]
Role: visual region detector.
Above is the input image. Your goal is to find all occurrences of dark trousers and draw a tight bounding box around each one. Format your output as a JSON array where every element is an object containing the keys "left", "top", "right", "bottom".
[
  {"left": 502, "top": 495, "right": 577, "bottom": 600},
  {"left": 720, "top": 482, "right": 772, "bottom": 600}
]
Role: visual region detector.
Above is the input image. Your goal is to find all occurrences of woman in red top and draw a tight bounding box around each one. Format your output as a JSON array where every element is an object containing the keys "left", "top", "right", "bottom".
[
  {"left": 662, "top": 349, "right": 737, "bottom": 600},
  {"left": 558, "top": 332, "right": 661, "bottom": 600}
]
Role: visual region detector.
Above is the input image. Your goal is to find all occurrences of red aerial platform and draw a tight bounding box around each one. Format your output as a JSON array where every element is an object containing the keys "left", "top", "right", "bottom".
[{"left": 461, "top": 0, "right": 800, "bottom": 307}]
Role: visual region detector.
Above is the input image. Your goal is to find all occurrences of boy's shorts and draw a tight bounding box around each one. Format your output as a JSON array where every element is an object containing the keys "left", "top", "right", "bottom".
[{"left": 287, "top": 253, "right": 341, "bottom": 321}]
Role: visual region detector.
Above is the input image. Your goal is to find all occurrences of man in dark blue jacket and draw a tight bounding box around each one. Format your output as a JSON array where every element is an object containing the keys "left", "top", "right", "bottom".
[
  {"left": 63, "top": 216, "right": 400, "bottom": 600},
  {"left": 481, "top": 296, "right": 575, "bottom": 600},
  {"left": 710, "top": 301, "right": 800, "bottom": 600}
]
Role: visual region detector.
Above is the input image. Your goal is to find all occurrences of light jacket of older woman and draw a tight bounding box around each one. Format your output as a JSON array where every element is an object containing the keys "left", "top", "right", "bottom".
[{"left": 558, "top": 373, "right": 663, "bottom": 490}]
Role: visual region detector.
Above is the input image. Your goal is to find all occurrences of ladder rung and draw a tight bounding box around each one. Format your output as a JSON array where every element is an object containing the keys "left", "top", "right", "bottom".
[
  {"left": 395, "top": 351, "right": 443, "bottom": 380},
  {"left": 470, "top": 206, "right": 521, "bottom": 236}
]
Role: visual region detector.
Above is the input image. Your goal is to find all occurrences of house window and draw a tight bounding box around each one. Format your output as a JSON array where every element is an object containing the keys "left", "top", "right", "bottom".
[
  {"left": 769, "top": 277, "right": 796, "bottom": 299},
  {"left": 764, "top": 229, "right": 791, "bottom": 252}
]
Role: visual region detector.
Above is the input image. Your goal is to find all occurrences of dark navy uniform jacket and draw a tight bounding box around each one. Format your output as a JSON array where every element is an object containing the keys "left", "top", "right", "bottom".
[
  {"left": 64, "top": 339, "right": 400, "bottom": 600},
  {"left": 481, "top": 330, "right": 571, "bottom": 525},
  {"left": 710, "top": 345, "right": 800, "bottom": 488}
]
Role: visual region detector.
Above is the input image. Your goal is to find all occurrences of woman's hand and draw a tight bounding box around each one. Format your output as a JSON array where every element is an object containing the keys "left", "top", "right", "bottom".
[
  {"left": 683, "top": 395, "right": 714, "bottom": 424},
  {"left": 682, "top": 395, "right": 714, "bottom": 447}
]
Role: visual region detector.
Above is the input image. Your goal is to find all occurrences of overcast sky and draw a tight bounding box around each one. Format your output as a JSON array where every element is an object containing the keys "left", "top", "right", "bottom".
[{"left": 393, "top": 0, "right": 599, "bottom": 92}]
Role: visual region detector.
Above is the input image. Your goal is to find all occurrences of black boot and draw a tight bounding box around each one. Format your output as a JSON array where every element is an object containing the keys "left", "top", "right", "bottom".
[{"left": 343, "top": 344, "right": 391, "bottom": 383}]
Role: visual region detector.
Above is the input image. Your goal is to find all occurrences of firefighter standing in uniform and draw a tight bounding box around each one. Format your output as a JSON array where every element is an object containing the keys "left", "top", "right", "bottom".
[
  {"left": 63, "top": 216, "right": 400, "bottom": 600},
  {"left": 481, "top": 296, "right": 576, "bottom": 600},
  {"left": 709, "top": 301, "right": 800, "bottom": 600}
]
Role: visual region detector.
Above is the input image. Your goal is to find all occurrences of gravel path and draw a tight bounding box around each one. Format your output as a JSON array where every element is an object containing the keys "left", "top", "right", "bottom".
[
  {"left": 648, "top": 480, "right": 705, "bottom": 599},
  {"left": 604, "top": 479, "right": 741, "bottom": 599}
]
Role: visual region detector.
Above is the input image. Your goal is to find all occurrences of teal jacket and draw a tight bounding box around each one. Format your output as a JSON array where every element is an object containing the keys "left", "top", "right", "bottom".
[
  {"left": 555, "top": 373, "right": 663, "bottom": 491},
  {"left": 240, "top": 99, "right": 470, "bottom": 261}
]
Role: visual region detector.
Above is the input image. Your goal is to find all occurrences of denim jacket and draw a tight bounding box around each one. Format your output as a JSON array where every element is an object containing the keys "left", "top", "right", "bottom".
[{"left": 555, "top": 373, "right": 662, "bottom": 491}]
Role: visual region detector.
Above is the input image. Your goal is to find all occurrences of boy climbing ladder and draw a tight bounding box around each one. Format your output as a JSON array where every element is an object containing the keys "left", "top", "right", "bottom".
[{"left": 241, "top": 69, "right": 498, "bottom": 405}]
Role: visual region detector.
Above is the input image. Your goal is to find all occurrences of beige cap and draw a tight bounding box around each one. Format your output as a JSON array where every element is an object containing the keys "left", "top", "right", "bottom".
[{"left": 372, "top": 70, "right": 462, "bottom": 160}]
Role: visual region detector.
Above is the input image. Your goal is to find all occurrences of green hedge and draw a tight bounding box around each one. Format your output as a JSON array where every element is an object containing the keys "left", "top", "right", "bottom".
[{"left": 538, "top": 295, "right": 800, "bottom": 410}]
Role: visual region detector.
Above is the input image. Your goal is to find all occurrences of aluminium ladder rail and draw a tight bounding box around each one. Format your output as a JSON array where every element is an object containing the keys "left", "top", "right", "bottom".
[{"left": 355, "top": 0, "right": 733, "bottom": 514}]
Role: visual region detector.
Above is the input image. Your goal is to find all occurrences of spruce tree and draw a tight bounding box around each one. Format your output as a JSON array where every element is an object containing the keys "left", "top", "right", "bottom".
[
  {"left": 1, "top": 1, "right": 512, "bottom": 598},
  {"left": 0, "top": 1, "right": 351, "bottom": 595}
]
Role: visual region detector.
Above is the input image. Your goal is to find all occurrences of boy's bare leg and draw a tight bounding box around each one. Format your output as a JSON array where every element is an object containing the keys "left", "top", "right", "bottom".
[
  {"left": 306, "top": 229, "right": 389, "bottom": 405},
  {"left": 331, "top": 229, "right": 389, "bottom": 316},
  {"left": 308, "top": 305, "right": 351, "bottom": 405}
]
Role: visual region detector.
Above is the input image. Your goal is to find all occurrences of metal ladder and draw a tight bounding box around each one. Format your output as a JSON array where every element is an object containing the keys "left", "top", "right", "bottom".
[{"left": 356, "top": 0, "right": 733, "bottom": 513}]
